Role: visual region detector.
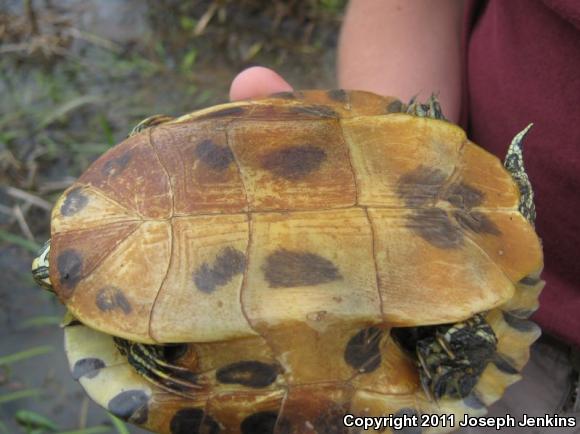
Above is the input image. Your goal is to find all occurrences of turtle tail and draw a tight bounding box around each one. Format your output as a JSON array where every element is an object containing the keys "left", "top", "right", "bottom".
[{"left": 504, "top": 124, "right": 536, "bottom": 225}]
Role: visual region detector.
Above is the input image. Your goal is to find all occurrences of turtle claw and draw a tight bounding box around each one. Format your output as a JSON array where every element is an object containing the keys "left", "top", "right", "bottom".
[
  {"left": 504, "top": 124, "right": 536, "bottom": 224},
  {"left": 406, "top": 94, "right": 446, "bottom": 120}
]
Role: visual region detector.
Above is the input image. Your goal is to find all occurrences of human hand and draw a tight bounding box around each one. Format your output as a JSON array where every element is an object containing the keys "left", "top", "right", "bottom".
[{"left": 229, "top": 66, "right": 293, "bottom": 101}]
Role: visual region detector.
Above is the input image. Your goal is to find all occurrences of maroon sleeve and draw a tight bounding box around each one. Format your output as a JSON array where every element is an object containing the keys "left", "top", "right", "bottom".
[{"left": 462, "top": 0, "right": 580, "bottom": 347}]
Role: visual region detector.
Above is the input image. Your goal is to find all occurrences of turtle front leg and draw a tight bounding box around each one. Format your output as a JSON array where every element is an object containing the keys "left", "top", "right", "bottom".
[{"left": 129, "top": 115, "right": 175, "bottom": 137}]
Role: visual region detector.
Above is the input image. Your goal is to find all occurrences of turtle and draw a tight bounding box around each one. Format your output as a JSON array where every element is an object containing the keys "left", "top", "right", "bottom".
[{"left": 32, "top": 90, "right": 543, "bottom": 434}]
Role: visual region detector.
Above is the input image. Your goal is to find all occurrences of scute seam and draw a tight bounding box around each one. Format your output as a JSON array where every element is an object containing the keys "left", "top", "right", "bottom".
[
  {"left": 434, "top": 138, "right": 467, "bottom": 206},
  {"left": 462, "top": 230, "right": 516, "bottom": 297},
  {"left": 52, "top": 219, "right": 142, "bottom": 238},
  {"left": 238, "top": 214, "right": 257, "bottom": 334},
  {"left": 273, "top": 388, "right": 290, "bottom": 434},
  {"left": 146, "top": 127, "right": 176, "bottom": 343},
  {"left": 337, "top": 118, "right": 359, "bottom": 205},
  {"left": 363, "top": 208, "right": 385, "bottom": 321},
  {"left": 225, "top": 127, "right": 266, "bottom": 340},
  {"left": 61, "top": 222, "right": 142, "bottom": 290},
  {"left": 227, "top": 123, "right": 290, "bottom": 388},
  {"left": 147, "top": 127, "right": 175, "bottom": 217},
  {"left": 62, "top": 183, "right": 145, "bottom": 221},
  {"left": 147, "top": 221, "right": 174, "bottom": 343}
]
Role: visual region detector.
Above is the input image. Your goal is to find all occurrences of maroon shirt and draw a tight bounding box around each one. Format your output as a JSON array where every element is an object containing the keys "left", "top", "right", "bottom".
[{"left": 462, "top": 0, "right": 580, "bottom": 347}]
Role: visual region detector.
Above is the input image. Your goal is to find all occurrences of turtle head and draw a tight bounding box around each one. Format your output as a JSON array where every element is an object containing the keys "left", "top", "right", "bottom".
[{"left": 32, "top": 239, "right": 53, "bottom": 292}]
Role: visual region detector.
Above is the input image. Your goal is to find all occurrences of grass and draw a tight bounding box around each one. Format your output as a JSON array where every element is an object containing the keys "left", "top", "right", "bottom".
[
  {"left": 0, "top": 230, "right": 41, "bottom": 254},
  {"left": 19, "top": 316, "right": 62, "bottom": 329},
  {"left": 14, "top": 410, "right": 117, "bottom": 434},
  {"left": 0, "top": 389, "right": 44, "bottom": 405},
  {"left": 0, "top": 346, "right": 54, "bottom": 366},
  {"left": 57, "top": 427, "right": 112, "bottom": 434},
  {"left": 108, "top": 415, "right": 130, "bottom": 434},
  {"left": 15, "top": 410, "right": 59, "bottom": 432}
]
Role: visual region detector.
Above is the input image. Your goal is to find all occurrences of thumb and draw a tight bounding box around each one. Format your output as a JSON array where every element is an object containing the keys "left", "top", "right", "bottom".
[{"left": 229, "top": 66, "right": 293, "bottom": 101}]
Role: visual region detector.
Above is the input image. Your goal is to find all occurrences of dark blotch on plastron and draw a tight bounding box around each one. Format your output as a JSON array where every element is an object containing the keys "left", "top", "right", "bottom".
[
  {"left": 194, "top": 264, "right": 215, "bottom": 292},
  {"left": 454, "top": 211, "right": 501, "bottom": 235},
  {"left": 502, "top": 311, "right": 538, "bottom": 333},
  {"left": 519, "top": 275, "right": 542, "bottom": 286},
  {"left": 57, "top": 249, "right": 83, "bottom": 292},
  {"left": 344, "top": 327, "right": 383, "bottom": 373},
  {"left": 492, "top": 354, "right": 519, "bottom": 375},
  {"left": 195, "top": 139, "right": 235, "bottom": 171},
  {"left": 397, "top": 166, "right": 448, "bottom": 206},
  {"left": 170, "top": 408, "right": 220, "bottom": 434},
  {"left": 393, "top": 408, "right": 422, "bottom": 434},
  {"left": 387, "top": 99, "right": 403, "bottom": 113},
  {"left": 327, "top": 89, "right": 348, "bottom": 103},
  {"left": 241, "top": 411, "right": 279, "bottom": 434},
  {"left": 289, "top": 105, "right": 338, "bottom": 118},
  {"left": 107, "top": 390, "right": 149, "bottom": 425},
  {"left": 408, "top": 208, "right": 463, "bottom": 249},
  {"left": 95, "top": 286, "right": 132, "bottom": 314},
  {"left": 262, "top": 249, "right": 341, "bottom": 288},
  {"left": 60, "top": 187, "right": 88, "bottom": 216},
  {"left": 216, "top": 360, "right": 280, "bottom": 388},
  {"left": 262, "top": 145, "right": 327, "bottom": 180},
  {"left": 102, "top": 151, "right": 132, "bottom": 177},
  {"left": 193, "top": 247, "right": 246, "bottom": 293},
  {"left": 72, "top": 357, "right": 105, "bottom": 380},
  {"left": 463, "top": 393, "right": 486, "bottom": 410},
  {"left": 446, "top": 183, "right": 484, "bottom": 209},
  {"left": 198, "top": 106, "right": 246, "bottom": 120}
]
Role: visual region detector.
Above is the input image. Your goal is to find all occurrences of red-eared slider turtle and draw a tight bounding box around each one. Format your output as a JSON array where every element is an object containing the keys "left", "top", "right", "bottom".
[{"left": 32, "top": 90, "right": 543, "bottom": 433}]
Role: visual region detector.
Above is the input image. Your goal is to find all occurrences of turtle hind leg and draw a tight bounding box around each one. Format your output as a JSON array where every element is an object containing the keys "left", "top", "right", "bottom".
[
  {"left": 129, "top": 115, "right": 174, "bottom": 137},
  {"left": 391, "top": 314, "right": 498, "bottom": 401},
  {"left": 419, "top": 315, "right": 498, "bottom": 400},
  {"left": 406, "top": 94, "right": 447, "bottom": 120}
]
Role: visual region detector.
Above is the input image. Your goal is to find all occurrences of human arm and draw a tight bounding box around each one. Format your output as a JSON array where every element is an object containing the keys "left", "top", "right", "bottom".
[
  {"left": 229, "top": 1, "right": 464, "bottom": 122},
  {"left": 338, "top": 0, "right": 465, "bottom": 122}
]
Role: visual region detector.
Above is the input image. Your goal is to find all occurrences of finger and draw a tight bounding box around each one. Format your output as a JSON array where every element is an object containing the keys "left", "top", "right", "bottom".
[{"left": 229, "top": 66, "right": 293, "bottom": 101}]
